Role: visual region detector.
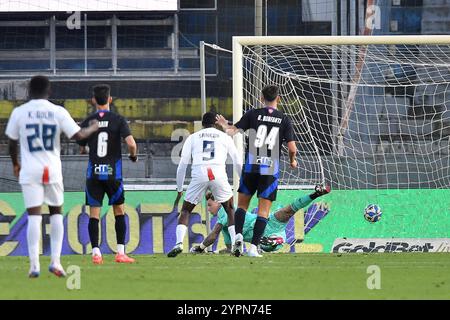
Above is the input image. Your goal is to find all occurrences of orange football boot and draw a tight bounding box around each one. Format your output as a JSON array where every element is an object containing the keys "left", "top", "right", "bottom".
[
  {"left": 92, "top": 254, "right": 103, "bottom": 265},
  {"left": 115, "top": 253, "right": 135, "bottom": 263}
]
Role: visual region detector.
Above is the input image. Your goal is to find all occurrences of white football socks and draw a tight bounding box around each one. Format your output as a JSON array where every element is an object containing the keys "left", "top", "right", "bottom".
[
  {"left": 176, "top": 224, "right": 187, "bottom": 245},
  {"left": 50, "top": 214, "right": 64, "bottom": 266},
  {"left": 117, "top": 244, "right": 125, "bottom": 255},
  {"left": 228, "top": 225, "right": 236, "bottom": 244},
  {"left": 27, "top": 215, "right": 42, "bottom": 272}
]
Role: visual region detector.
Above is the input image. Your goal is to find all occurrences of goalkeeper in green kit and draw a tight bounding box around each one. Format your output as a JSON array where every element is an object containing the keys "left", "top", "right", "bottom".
[{"left": 191, "top": 185, "right": 331, "bottom": 254}]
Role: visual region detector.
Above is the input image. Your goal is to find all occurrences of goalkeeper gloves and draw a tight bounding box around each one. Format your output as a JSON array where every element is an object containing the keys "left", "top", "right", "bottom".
[{"left": 128, "top": 154, "right": 138, "bottom": 162}]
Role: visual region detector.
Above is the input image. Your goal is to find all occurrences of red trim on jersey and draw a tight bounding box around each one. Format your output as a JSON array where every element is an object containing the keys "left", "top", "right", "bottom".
[
  {"left": 42, "top": 166, "right": 49, "bottom": 184},
  {"left": 207, "top": 168, "right": 215, "bottom": 181}
]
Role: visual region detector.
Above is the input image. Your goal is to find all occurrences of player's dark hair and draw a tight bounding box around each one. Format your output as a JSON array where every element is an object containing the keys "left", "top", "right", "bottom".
[
  {"left": 205, "top": 191, "right": 215, "bottom": 201},
  {"left": 29, "top": 75, "right": 50, "bottom": 99},
  {"left": 202, "top": 111, "right": 217, "bottom": 128},
  {"left": 262, "top": 85, "right": 279, "bottom": 102},
  {"left": 93, "top": 84, "right": 111, "bottom": 105}
]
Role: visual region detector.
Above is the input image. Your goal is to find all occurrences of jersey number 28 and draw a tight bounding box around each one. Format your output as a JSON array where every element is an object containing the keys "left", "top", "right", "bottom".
[{"left": 26, "top": 124, "right": 56, "bottom": 152}]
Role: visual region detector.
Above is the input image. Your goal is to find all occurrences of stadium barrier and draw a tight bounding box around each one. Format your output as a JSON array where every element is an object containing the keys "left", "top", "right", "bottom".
[{"left": 0, "top": 189, "right": 449, "bottom": 256}]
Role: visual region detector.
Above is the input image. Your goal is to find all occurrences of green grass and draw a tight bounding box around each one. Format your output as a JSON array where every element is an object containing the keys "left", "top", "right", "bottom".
[{"left": 0, "top": 253, "right": 449, "bottom": 300}]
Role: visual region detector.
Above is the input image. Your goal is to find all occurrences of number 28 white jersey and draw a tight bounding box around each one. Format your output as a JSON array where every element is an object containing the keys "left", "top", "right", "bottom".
[
  {"left": 176, "top": 127, "right": 242, "bottom": 191},
  {"left": 5, "top": 99, "right": 80, "bottom": 185}
]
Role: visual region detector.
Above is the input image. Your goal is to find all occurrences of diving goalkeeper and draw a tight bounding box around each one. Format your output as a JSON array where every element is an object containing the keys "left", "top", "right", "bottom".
[{"left": 191, "top": 185, "right": 331, "bottom": 254}]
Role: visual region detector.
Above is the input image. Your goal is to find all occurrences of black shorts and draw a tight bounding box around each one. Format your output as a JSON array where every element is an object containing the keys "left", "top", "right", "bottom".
[
  {"left": 85, "top": 179, "right": 124, "bottom": 207},
  {"left": 238, "top": 172, "right": 279, "bottom": 201}
]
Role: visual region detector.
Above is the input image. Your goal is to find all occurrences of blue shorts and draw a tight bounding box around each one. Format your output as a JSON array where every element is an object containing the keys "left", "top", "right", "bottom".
[{"left": 238, "top": 172, "right": 279, "bottom": 201}]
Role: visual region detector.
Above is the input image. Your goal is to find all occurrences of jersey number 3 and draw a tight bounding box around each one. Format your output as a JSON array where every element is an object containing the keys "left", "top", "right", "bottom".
[{"left": 97, "top": 132, "right": 108, "bottom": 158}]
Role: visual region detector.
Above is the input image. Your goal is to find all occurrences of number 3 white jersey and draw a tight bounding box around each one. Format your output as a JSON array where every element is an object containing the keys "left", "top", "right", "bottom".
[
  {"left": 5, "top": 99, "right": 80, "bottom": 185},
  {"left": 176, "top": 127, "right": 242, "bottom": 192}
]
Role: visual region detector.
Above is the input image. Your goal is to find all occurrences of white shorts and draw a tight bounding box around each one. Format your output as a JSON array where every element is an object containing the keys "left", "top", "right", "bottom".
[
  {"left": 184, "top": 177, "right": 233, "bottom": 205},
  {"left": 21, "top": 182, "right": 64, "bottom": 208}
]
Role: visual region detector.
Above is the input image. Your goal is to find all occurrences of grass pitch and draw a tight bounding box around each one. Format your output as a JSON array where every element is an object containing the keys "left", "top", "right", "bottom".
[{"left": 0, "top": 253, "right": 448, "bottom": 300}]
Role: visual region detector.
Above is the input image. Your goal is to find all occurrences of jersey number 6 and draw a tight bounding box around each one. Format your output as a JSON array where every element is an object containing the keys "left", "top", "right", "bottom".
[{"left": 97, "top": 132, "right": 108, "bottom": 158}]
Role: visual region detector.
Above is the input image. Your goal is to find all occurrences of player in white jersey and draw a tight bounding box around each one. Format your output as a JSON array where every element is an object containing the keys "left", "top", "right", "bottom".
[
  {"left": 5, "top": 76, "right": 98, "bottom": 278},
  {"left": 168, "top": 111, "right": 242, "bottom": 257}
]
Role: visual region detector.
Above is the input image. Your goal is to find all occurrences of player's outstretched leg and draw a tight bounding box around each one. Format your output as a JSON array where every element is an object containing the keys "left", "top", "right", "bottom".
[
  {"left": 312, "top": 184, "right": 331, "bottom": 198},
  {"left": 289, "top": 184, "right": 331, "bottom": 214}
]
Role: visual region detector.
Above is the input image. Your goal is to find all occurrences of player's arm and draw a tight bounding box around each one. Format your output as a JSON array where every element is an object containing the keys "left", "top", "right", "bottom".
[
  {"left": 287, "top": 141, "right": 297, "bottom": 168},
  {"left": 284, "top": 117, "right": 297, "bottom": 168},
  {"left": 120, "top": 116, "right": 138, "bottom": 162},
  {"left": 125, "top": 135, "right": 138, "bottom": 162},
  {"left": 216, "top": 110, "right": 251, "bottom": 137},
  {"left": 8, "top": 139, "right": 20, "bottom": 178},
  {"left": 216, "top": 115, "right": 239, "bottom": 136},
  {"left": 76, "top": 118, "right": 90, "bottom": 154},
  {"left": 72, "top": 123, "right": 99, "bottom": 141},
  {"left": 79, "top": 146, "right": 88, "bottom": 154},
  {"left": 60, "top": 108, "right": 98, "bottom": 141},
  {"left": 176, "top": 135, "right": 192, "bottom": 194},
  {"left": 191, "top": 223, "right": 224, "bottom": 253},
  {"left": 5, "top": 109, "right": 20, "bottom": 177},
  {"left": 203, "top": 223, "right": 223, "bottom": 247}
]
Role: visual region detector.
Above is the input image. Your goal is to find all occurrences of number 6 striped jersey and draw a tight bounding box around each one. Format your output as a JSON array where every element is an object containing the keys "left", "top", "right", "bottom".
[
  {"left": 5, "top": 99, "right": 81, "bottom": 185},
  {"left": 77, "top": 110, "right": 131, "bottom": 181}
]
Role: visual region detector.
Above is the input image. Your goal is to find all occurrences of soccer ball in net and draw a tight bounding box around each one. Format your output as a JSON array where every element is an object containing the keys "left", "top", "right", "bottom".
[{"left": 364, "top": 204, "right": 382, "bottom": 223}]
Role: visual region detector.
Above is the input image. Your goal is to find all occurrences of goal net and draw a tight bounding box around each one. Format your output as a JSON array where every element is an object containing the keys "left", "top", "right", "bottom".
[{"left": 233, "top": 36, "right": 450, "bottom": 250}]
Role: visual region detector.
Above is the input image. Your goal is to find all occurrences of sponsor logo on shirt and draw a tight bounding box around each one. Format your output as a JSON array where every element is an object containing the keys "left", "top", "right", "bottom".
[
  {"left": 256, "top": 156, "right": 273, "bottom": 167},
  {"left": 94, "top": 164, "right": 113, "bottom": 176}
]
